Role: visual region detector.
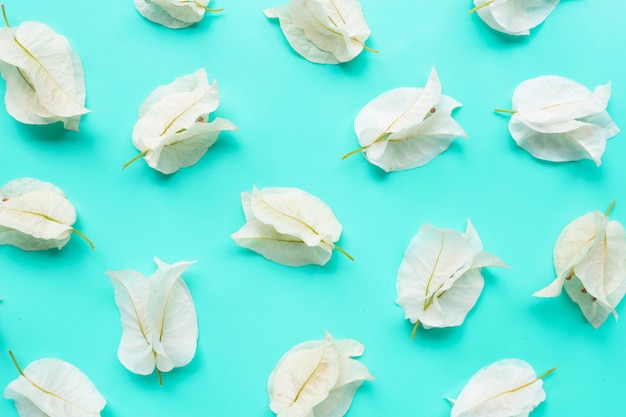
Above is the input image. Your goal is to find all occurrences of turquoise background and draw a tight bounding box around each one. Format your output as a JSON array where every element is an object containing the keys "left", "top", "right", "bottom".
[{"left": 1, "top": 0, "right": 626, "bottom": 415}]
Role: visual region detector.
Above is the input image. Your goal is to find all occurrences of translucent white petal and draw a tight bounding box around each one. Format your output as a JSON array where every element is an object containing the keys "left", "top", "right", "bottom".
[
  {"left": 0, "top": 20, "right": 88, "bottom": 130},
  {"left": 4, "top": 357, "right": 106, "bottom": 417},
  {"left": 450, "top": 359, "right": 548, "bottom": 417},
  {"left": 473, "top": 0, "right": 560, "bottom": 35},
  {"left": 264, "top": 0, "right": 371, "bottom": 64},
  {"left": 134, "top": 0, "right": 208, "bottom": 28},
  {"left": 0, "top": 178, "right": 77, "bottom": 251}
]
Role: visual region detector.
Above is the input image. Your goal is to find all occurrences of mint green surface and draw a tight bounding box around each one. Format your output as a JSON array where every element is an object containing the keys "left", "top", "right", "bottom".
[{"left": 1, "top": 1, "right": 626, "bottom": 416}]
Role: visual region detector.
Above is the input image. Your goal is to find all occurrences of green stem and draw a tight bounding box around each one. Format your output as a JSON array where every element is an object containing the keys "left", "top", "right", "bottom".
[
  {"left": 342, "top": 132, "right": 392, "bottom": 160},
  {"left": 333, "top": 244, "right": 354, "bottom": 261},
  {"left": 606, "top": 200, "right": 616, "bottom": 217},
  {"left": 157, "top": 368, "right": 163, "bottom": 386},
  {"left": 537, "top": 367, "right": 556, "bottom": 380},
  {"left": 72, "top": 229, "right": 95, "bottom": 250},
  {"left": 469, "top": 0, "right": 494, "bottom": 14},
  {"left": 410, "top": 320, "right": 420, "bottom": 339},
  {"left": 1, "top": 4, "right": 10, "bottom": 28},
  {"left": 362, "top": 43, "right": 379, "bottom": 54},
  {"left": 123, "top": 150, "right": 148, "bottom": 169},
  {"left": 494, "top": 108, "right": 517, "bottom": 114},
  {"left": 342, "top": 145, "right": 368, "bottom": 160},
  {"left": 8, "top": 350, "right": 24, "bottom": 376}
]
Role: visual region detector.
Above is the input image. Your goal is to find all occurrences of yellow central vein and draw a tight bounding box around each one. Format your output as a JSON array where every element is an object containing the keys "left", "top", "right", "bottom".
[
  {"left": 114, "top": 278, "right": 150, "bottom": 345},
  {"left": 159, "top": 94, "right": 206, "bottom": 137},
  {"left": 1, "top": 207, "right": 66, "bottom": 225},
  {"left": 423, "top": 233, "right": 444, "bottom": 311},
  {"left": 11, "top": 33, "right": 82, "bottom": 108},
  {"left": 291, "top": 344, "right": 327, "bottom": 405},
  {"left": 328, "top": 0, "right": 346, "bottom": 25}
]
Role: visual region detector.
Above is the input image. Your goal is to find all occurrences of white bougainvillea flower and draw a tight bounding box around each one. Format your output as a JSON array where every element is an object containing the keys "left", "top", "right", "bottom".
[
  {"left": 263, "top": 0, "right": 376, "bottom": 64},
  {"left": 533, "top": 202, "right": 626, "bottom": 328},
  {"left": 5, "top": 351, "right": 106, "bottom": 417},
  {"left": 231, "top": 186, "right": 352, "bottom": 267},
  {"left": 135, "top": 0, "right": 223, "bottom": 29},
  {"left": 449, "top": 359, "right": 555, "bottom": 417},
  {"left": 107, "top": 257, "right": 198, "bottom": 385},
  {"left": 124, "top": 68, "right": 236, "bottom": 174},
  {"left": 396, "top": 219, "right": 507, "bottom": 336},
  {"left": 496, "top": 75, "right": 619, "bottom": 166},
  {"left": 469, "top": 0, "right": 560, "bottom": 36},
  {"left": 0, "top": 178, "right": 93, "bottom": 251},
  {"left": 344, "top": 66, "right": 467, "bottom": 172},
  {"left": 0, "top": 5, "right": 89, "bottom": 130},
  {"left": 268, "top": 331, "right": 373, "bottom": 417}
]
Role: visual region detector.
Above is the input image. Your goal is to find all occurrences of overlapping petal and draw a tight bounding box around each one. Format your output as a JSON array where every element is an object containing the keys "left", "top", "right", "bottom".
[
  {"left": 264, "top": 0, "right": 373, "bottom": 64},
  {"left": 396, "top": 219, "right": 507, "bottom": 332},
  {"left": 348, "top": 67, "right": 466, "bottom": 172},
  {"left": 0, "top": 13, "right": 89, "bottom": 130},
  {"left": 127, "top": 68, "right": 236, "bottom": 174},
  {"left": 106, "top": 257, "right": 198, "bottom": 382},
  {"left": 231, "top": 186, "right": 350, "bottom": 267}
]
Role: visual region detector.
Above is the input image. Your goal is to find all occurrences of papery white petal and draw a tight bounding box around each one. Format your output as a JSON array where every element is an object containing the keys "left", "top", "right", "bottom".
[
  {"left": 0, "top": 20, "right": 89, "bottom": 130},
  {"left": 268, "top": 332, "right": 372, "bottom": 417},
  {"left": 352, "top": 67, "right": 465, "bottom": 172},
  {"left": 534, "top": 207, "right": 626, "bottom": 327},
  {"left": 396, "top": 220, "right": 506, "bottom": 329},
  {"left": 231, "top": 218, "right": 333, "bottom": 266},
  {"left": 148, "top": 257, "right": 198, "bottom": 369},
  {"left": 130, "top": 68, "right": 236, "bottom": 174},
  {"left": 145, "top": 117, "right": 237, "bottom": 174},
  {"left": 264, "top": 0, "right": 372, "bottom": 64},
  {"left": 473, "top": 0, "right": 560, "bottom": 36},
  {"left": 106, "top": 269, "right": 154, "bottom": 375},
  {"left": 506, "top": 76, "right": 619, "bottom": 165},
  {"left": 270, "top": 336, "right": 339, "bottom": 416},
  {"left": 135, "top": 0, "right": 209, "bottom": 29},
  {"left": 450, "top": 359, "right": 548, "bottom": 417},
  {"left": 4, "top": 358, "right": 106, "bottom": 417},
  {"left": 232, "top": 187, "right": 346, "bottom": 267},
  {"left": 0, "top": 178, "right": 79, "bottom": 251},
  {"left": 107, "top": 258, "right": 198, "bottom": 378}
]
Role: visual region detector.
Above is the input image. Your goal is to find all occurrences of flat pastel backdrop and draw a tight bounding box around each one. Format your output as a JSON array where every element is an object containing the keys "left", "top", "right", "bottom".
[{"left": 1, "top": 0, "right": 625, "bottom": 415}]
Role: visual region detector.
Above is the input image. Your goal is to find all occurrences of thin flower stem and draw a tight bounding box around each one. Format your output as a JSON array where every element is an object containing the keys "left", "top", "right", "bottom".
[
  {"left": 468, "top": 0, "right": 494, "bottom": 14},
  {"left": 342, "top": 132, "right": 392, "bottom": 160},
  {"left": 203, "top": 7, "right": 223, "bottom": 12},
  {"left": 72, "top": 229, "right": 95, "bottom": 250},
  {"left": 122, "top": 150, "right": 148, "bottom": 169},
  {"left": 342, "top": 145, "right": 368, "bottom": 160},
  {"left": 410, "top": 320, "right": 420, "bottom": 339},
  {"left": 8, "top": 350, "right": 24, "bottom": 376},
  {"left": 157, "top": 369, "right": 163, "bottom": 386},
  {"left": 537, "top": 367, "right": 556, "bottom": 380},
  {"left": 333, "top": 244, "right": 354, "bottom": 261},
  {"left": 494, "top": 108, "right": 517, "bottom": 114},
  {"left": 1, "top": 4, "right": 10, "bottom": 28},
  {"left": 606, "top": 200, "right": 616, "bottom": 217},
  {"left": 362, "top": 44, "right": 379, "bottom": 54}
]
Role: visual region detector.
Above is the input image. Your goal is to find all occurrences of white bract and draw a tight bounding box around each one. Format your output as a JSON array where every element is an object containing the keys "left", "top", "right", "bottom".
[
  {"left": 396, "top": 219, "right": 507, "bottom": 336},
  {"left": 346, "top": 67, "right": 467, "bottom": 172},
  {"left": 533, "top": 203, "right": 626, "bottom": 328},
  {"left": 263, "top": 0, "right": 375, "bottom": 64},
  {"left": 0, "top": 178, "right": 93, "bottom": 251},
  {"left": 125, "top": 68, "right": 236, "bottom": 174},
  {"left": 135, "top": 0, "right": 222, "bottom": 29},
  {"left": 268, "top": 331, "right": 373, "bottom": 417},
  {"left": 231, "top": 186, "right": 352, "bottom": 267},
  {"left": 470, "top": 0, "right": 560, "bottom": 36},
  {"left": 5, "top": 352, "right": 106, "bottom": 417},
  {"left": 500, "top": 75, "right": 619, "bottom": 166},
  {"left": 449, "top": 359, "right": 554, "bottom": 417},
  {"left": 0, "top": 6, "right": 89, "bottom": 130},
  {"left": 107, "top": 257, "right": 198, "bottom": 384}
]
